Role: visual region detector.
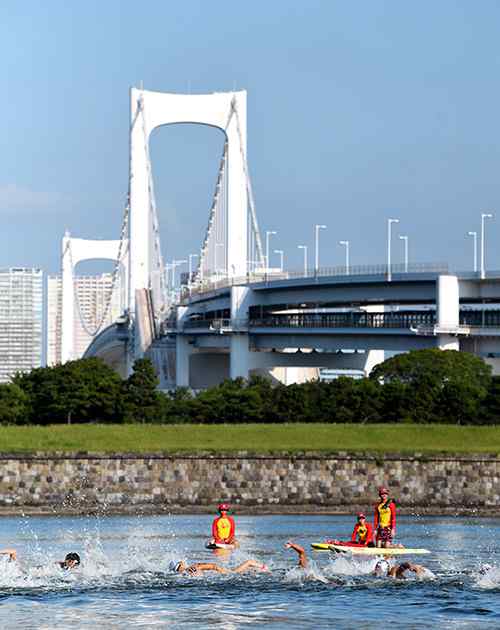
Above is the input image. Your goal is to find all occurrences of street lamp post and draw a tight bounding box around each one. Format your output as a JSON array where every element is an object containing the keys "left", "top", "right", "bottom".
[
  {"left": 399, "top": 235, "right": 408, "bottom": 273},
  {"left": 339, "top": 240, "right": 350, "bottom": 274},
  {"left": 298, "top": 245, "right": 308, "bottom": 276},
  {"left": 265, "top": 230, "right": 277, "bottom": 270},
  {"left": 467, "top": 231, "right": 478, "bottom": 273},
  {"left": 315, "top": 224, "right": 327, "bottom": 274},
  {"left": 274, "top": 249, "right": 284, "bottom": 272},
  {"left": 387, "top": 218, "right": 399, "bottom": 281},
  {"left": 480, "top": 213, "right": 493, "bottom": 280}
]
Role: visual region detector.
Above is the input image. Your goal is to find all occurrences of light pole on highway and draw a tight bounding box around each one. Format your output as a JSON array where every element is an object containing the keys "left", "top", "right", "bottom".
[
  {"left": 265, "top": 230, "right": 277, "bottom": 270},
  {"left": 339, "top": 240, "right": 350, "bottom": 275},
  {"left": 399, "top": 235, "right": 408, "bottom": 273},
  {"left": 467, "top": 231, "right": 477, "bottom": 274},
  {"left": 387, "top": 218, "right": 399, "bottom": 281},
  {"left": 298, "top": 245, "right": 308, "bottom": 276},
  {"left": 274, "top": 249, "right": 284, "bottom": 272},
  {"left": 481, "top": 213, "right": 493, "bottom": 280},
  {"left": 315, "top": 224, "right": 327, "bottom": 274}
]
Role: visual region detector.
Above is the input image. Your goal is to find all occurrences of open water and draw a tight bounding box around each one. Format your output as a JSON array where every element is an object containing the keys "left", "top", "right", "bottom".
[{"left": 0, "top": 513, "right": 499, "bottom": 629}]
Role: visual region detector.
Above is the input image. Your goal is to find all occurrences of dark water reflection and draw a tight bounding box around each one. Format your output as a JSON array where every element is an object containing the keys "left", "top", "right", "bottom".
[{"left": 0, "top": 514, "right": 499, "bottom": 628}]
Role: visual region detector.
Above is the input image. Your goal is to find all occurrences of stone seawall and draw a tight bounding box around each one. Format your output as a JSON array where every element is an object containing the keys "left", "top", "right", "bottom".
[{"left": 0, "top": 453, "right": 497, "bottom": 514}]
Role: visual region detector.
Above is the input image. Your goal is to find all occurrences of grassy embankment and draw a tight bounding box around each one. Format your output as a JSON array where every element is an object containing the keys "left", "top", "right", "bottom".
[{"left": 0, "top": 424, "right": 498, "bottom": 454}]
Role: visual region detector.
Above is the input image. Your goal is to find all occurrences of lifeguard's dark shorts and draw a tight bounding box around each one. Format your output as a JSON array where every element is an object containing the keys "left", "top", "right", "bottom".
[{"left": 377, "top": 526, "right": 393, "bottom": 543}]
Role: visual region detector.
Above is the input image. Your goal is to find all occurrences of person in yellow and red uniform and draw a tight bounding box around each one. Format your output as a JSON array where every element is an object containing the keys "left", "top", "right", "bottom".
[
  {"left": 351, "top": 513, "right": 374, "bottom": 546},
  {"left": 374, "top": 486, "right": 396, "bottom": 547},
  {"left": 211, "top": 503, "right": 236, "bottom": 545}
]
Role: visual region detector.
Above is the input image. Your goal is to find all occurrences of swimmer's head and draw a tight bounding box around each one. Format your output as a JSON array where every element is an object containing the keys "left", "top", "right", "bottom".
[
  {"left": 374, "top": 559, "right": 390, "bottom": 576},
  {"left": 168, "top": 560, "right": 185, "bottom": 573},
  {"left": 479, "top": 563, "right": 493, "bottom": 576},
  {"left": 60, "top": 552, "right": 80, "bottom": 569}
]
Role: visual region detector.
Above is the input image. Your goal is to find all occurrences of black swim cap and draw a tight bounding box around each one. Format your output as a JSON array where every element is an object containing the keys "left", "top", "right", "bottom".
[{"left": 65, "top": 552, "right": 81, "bottom": 565}]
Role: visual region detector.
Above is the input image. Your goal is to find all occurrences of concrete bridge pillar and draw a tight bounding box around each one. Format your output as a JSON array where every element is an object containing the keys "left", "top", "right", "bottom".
[
  {"left": 176, "top": 307, "right": 191, "bottom": 387},
  {"left": 230, "top": 286, "right": 252, "bottom": 379},
  {"left": 230, "top": 334, "right": 250, "bottom": 380},
  {"left": 363, "top": 350, "right": 385, "bottom": 375},
  {"left": 437, "top": 275, "right": 460, "bottom": 351}
]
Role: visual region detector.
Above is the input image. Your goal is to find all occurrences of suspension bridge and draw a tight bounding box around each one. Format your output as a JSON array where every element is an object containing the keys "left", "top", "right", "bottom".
[{"left": 59, "top": 86, "right": 500, "bottom": 388}]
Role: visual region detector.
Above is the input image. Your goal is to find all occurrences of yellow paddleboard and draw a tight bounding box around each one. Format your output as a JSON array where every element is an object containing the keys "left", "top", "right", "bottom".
[
  {"left": 329, "top": 544, "right": 430, "bottom": 556},
  {"left": 311, "top": 543, "right": 333, "bottom": 551}
]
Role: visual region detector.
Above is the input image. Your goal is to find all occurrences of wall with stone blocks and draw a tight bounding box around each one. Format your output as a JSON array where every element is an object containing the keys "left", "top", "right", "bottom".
[{"left": 0, "top": 453, "right": 497, "bottom": 510}]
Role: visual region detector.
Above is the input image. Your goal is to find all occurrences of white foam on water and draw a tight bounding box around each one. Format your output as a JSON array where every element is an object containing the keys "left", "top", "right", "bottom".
[
  {"left": 325, "top": 554, "right": 378, "bottom": 576},
  {"left": 475, "top": 564, "right": 500, "bottom": 589}
]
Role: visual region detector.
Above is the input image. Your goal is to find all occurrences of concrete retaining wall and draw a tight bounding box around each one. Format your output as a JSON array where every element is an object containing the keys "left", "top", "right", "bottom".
[{"left": 0, "top": 453, "right": 498, "bottom": 513}]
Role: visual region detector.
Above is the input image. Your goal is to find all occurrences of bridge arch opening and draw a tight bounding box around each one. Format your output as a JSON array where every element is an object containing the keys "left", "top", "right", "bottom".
[{"left": 149, "top": 122, "right": 227, "bottom": 285}]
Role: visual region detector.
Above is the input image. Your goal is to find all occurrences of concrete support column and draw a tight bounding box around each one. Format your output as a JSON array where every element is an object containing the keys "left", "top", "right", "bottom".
[
  {"left": 363, "top": 350, "right": 385, "bottom": 376},
  {"left": 176, "top": 335, "right": 192, "bottom": 387},
  {"left": 437, "top": 275, "right": 460, "bottom": 351},
  {"left": 230, "top": 334, "right": 250, "bottom": 380},
  {"left": 176, "top": 306, "right": 191, "bottom": 387},
  {"left": 438, "top": 335, "right": 460, "bottom": 351},
  {"left": 230, "top": 285, "right": 252, "bottom": 380},
  {"left": 437, "top": 275, "right": 459, "bottom": 328}
]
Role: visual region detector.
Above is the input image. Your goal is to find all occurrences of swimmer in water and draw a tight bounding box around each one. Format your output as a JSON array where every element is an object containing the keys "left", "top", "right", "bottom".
[
  {"left": 0, "top": 549, "right": 16, "bottom": 561},
  {"left": 58, "top": 552, "right": 81, "bottom": 570},
  {"left": 373, "top": 558, "right": 426, "bottom": 579},
  {"left": 284, "top": 541, "right": 308, "bottom": 568},
  {"left": 284, "top": 541, "right": 332, "bottom": 584},
  {"left": 169, "top": 558, "right": 268, "bottom": 576}
]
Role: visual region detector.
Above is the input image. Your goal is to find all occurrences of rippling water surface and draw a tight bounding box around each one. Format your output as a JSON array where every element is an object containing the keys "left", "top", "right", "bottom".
[{"left": 0, "top": 513, "right": 499, "bottom": 628}]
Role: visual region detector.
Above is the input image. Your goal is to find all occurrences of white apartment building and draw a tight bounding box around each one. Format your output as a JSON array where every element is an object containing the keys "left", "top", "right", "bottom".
[
  {"left": 0, "top": 268, "right": 43, "bottom": 383},
  {"left": 47, "top": 273, "right": 123, "bottom": 365}
]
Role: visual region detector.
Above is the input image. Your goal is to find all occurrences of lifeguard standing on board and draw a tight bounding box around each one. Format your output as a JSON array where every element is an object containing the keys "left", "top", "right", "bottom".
[
  {"left": 374, "top": 486, "right": 397, "bottom": 548},
  {"left": 211, "top": 503, "right": 237, "bottom": 545}
]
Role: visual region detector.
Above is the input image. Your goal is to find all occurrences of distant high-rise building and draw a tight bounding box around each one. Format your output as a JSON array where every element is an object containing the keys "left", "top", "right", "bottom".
[
  {"left": 47, "top": 273, "right": 123, "bottom": 364},
  {"left": 47, "top": 275, "right": 62, "bottom": 366},
  {"left": 0, "top": 268, "right": 43, "bottom": 383}
]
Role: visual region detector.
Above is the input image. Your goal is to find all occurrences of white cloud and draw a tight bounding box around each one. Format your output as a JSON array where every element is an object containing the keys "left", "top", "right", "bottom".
[{"left": 0, "top": 184, "right": 65, "bottom": 213}]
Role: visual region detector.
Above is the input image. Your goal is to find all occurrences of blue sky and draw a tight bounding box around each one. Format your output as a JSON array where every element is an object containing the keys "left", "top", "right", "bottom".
[{"left": 2, "top": 0, "right": 500, "bottom": 275}]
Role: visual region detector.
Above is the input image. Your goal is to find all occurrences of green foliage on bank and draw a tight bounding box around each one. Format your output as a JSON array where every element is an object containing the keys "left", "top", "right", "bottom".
[
  {"left": 0, "top": 423, "right": 499, "bottom": 454},
  {"left": 0, "top": 348, "right": 498, "bottom": 425}
]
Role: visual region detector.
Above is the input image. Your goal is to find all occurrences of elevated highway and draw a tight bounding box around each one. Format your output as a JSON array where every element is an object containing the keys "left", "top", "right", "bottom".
[{"left": 85, "top": 267, "right": 500, "bottom": 389}]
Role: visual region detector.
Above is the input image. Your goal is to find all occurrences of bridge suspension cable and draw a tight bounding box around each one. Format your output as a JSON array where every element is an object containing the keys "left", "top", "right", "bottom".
[
  {"left": 195, "top": 141, "right": 229, "bottom": 283},
  {"left": 230, "top": 96, "right": 265, "bottom": 272},
  {"left": 193, "top": 95, "right": 265, "bottom": 286}
]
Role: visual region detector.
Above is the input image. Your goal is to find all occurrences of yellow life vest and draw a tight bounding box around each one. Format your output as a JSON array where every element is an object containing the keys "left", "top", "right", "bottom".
[
  {"left": 215, "top": 516, "right": 231, "bottom": 540},
  {"left": 377, "top": 501, "right": 393, "bottom": 528},
  {"left": 357, "top": 524, "right": 368, "bottom": 542}
]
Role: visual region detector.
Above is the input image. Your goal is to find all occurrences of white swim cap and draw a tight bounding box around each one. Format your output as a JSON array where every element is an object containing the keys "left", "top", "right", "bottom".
[
  {"left": 374, "top": 559, "right": 390, "bottom": 574},
  {"left": 168, "top": 560, "right": 182, "bottom": 572}
]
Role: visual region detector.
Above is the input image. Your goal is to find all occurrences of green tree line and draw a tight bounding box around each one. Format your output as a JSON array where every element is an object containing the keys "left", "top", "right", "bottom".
[{"left": 0, "top": 349, "right": 498, "bottom": 425}]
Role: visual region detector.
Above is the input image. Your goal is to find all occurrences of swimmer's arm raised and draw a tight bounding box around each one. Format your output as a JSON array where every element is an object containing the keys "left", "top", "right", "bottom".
[{"left": 285, "top": 541, "right": 308, "bottom": 568}]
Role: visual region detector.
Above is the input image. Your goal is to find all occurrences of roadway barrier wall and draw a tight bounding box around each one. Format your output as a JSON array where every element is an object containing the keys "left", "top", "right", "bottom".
[{"left": 0, "top": 453, "right": 497, "bottom": 514}]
